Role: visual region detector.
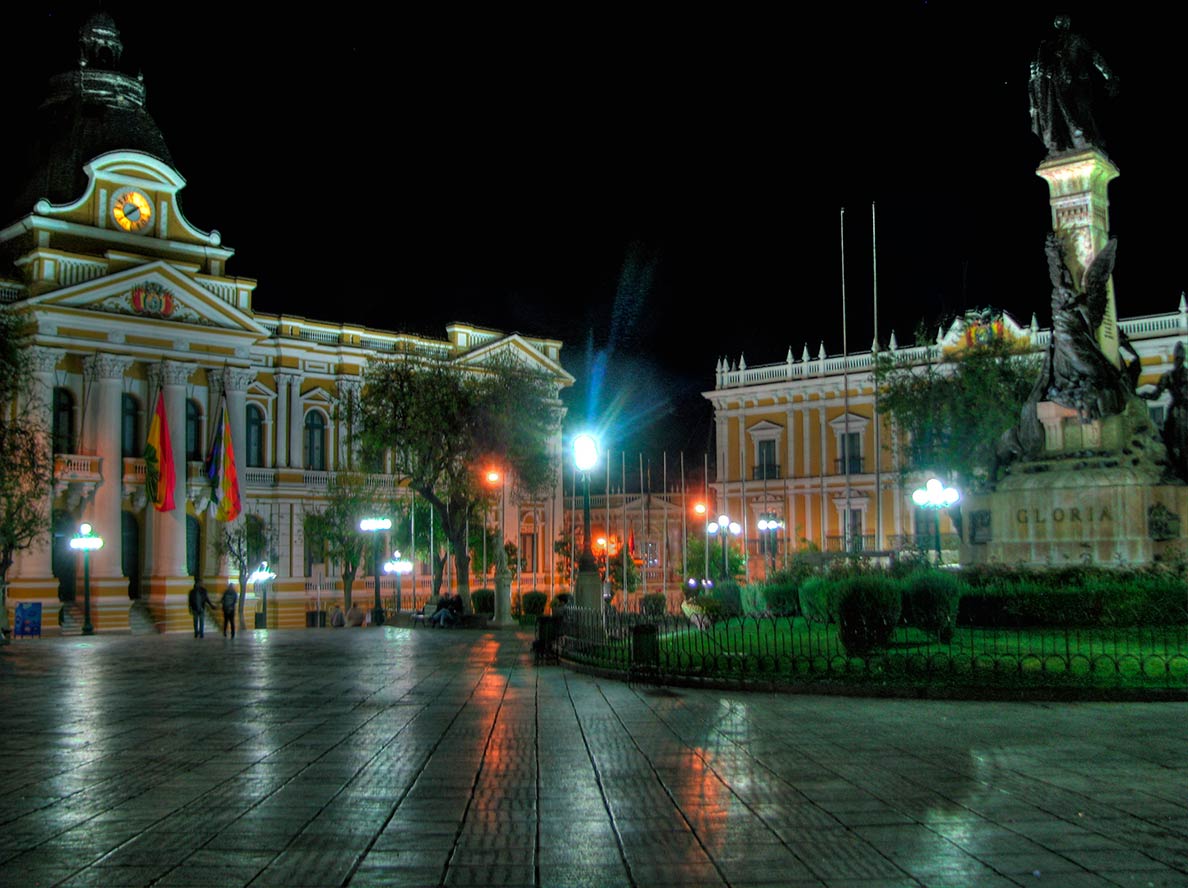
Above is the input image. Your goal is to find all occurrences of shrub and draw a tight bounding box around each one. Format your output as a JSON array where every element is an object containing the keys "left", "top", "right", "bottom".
[
  {"left": 682, "top": 595, "right": 725, "bottom": 627},
  {"left": 641, "top": 593, "right": 667, "bottom": 617},
  {"left": 521, "top": 591, "right": 548, "bottom": 616},
  {"left": 551, "top": 593, "right": 573, "bottom": 613},
  {"left": 712, "top": 581, "right": 742, "bottom": 616},
  {"left": 954, "top": 564, "right": 1188, "bottom": 628},
  {"left": 837, "top": 575, "right": 902, "bottom": 656},
  {"left": 901, "top": 570, "right": 961, "bottom": 642},
  {"left": 471, "top": 588, "right": 495, "bottom": 615},
  {"left": 799, "top": 577, "right": 842, "bottom": 624},
  {"left": 762, "top": 582, "right": 801, "bottom": 616},
  {"left": 740, "top": 583, "right": 766, "bottom": 614}
]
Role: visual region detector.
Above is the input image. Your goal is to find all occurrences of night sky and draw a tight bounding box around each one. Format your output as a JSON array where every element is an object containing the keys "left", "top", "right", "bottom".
[{"left": 3, "top": 3, "right": 1183, "bottom": 461}]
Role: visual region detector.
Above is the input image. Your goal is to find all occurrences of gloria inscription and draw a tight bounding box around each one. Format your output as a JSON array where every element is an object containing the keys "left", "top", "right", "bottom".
[{"left": 1016, "top": 506, "right": 1112, "bottom": 524}]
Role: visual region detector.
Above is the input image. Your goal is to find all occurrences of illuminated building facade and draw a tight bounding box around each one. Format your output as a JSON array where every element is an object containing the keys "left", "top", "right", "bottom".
[
  {"left": 705, "top": 303, "right": 1188, "bottom": 571},
  {"left": 2, "top": 13, "right": 572, "bottom": 632}
]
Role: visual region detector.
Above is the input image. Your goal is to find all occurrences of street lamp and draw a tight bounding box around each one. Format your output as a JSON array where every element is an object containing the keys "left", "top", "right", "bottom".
[
  {"left": 757, "top": 513, "right": 785, "bottom": 573},
  {"left": 912, "top": 478, "right": 960, "bottom": 564},
  {"left": 706, "top": 514, "right": 741, "bottom": 579},
  {"left": 69, "top": 523, "right": 103, "bottom": 635},
  {"left": 486, "top": 468, "right": 514, "bottom": 626},
  {"left": 360, "top": 517, "right": 392, "bottom": 626},
  {"left": 573, "top": 433, "right": 601, "bottom": 609},
  {"left": 249, "top": 561, "right": 276, "bottom": 627},
  {"left": 384, "top": 551, "right": 413, "bottom": 615},
  {"left": 693, "top": 502, "right": 709, "bottom": 581}
]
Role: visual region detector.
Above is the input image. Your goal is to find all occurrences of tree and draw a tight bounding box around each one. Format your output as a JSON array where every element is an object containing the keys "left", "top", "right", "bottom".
[
  {"left": 0, "top": 310, "right": 53, "bottom": 643},
  {"left": 874, "top": 329, "right": 1040, "bottom": 494},
  {"left": 685, "top": 534, "right": 747, "bottom": 582},
  {"left": 304, "top": 473, "right": 389, "bottom": 612},
  {"left": 360, "top": 355, "right": 559, "bottom": 612},
  {"left": 602, "top": 551, "right": 640, "bottom": 595},
  {"left": 215, "top": 514, "right": 268, "bottom": 631}
]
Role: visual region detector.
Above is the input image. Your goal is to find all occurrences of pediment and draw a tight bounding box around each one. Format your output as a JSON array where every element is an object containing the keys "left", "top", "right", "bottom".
[
  {"left": 26, "top": 260, "right": 269, "bottom": 338},
  {"left": 454, "top": 333, "right": 575, "bottom": 386},
  {"left": 829, "top": 412, "right": 869, "bottom": 431}
]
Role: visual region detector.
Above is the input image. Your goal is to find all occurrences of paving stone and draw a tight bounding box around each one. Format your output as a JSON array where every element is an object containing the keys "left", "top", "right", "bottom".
[{"left": 2, "top": 630, "right": 1186, "bottom": 888}]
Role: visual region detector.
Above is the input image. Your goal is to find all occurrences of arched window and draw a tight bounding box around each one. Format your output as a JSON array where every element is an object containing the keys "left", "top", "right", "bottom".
[
  {"left": 304, "top": 411, "right": 326, "bottom": 471},
  {"left": 52, "top": 387, "right": 74, "bottom": 454},
  {"left": 121, "top": 394, "right": 141, "bottom": 458},
  {"left": 185, "top": 399, "right": 202, "bottom": 461},
  {"left": 246, "top": 404, "right": 265, "bottom": 468}
]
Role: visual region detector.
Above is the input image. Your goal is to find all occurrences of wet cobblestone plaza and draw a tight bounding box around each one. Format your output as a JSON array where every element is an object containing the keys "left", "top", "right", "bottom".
[{"left": 1, "top": 628, "right": 1185, "bottom": 887}]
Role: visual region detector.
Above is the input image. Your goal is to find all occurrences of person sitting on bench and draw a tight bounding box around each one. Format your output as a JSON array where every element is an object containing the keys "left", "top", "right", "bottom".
[{"left": 430, "top": 592, "right": 463, "bottom": 628}]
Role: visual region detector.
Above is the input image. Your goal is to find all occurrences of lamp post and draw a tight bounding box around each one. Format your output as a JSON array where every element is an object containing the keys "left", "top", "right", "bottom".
[
  {"left": 384, "top": 551, "right": 413, "bottom": 615},
  {"left": 70, "top": 523, "right": 103, "bottom": 635},
  {"left": 486, "top": 469, "right": 514, "bottom": 626},
  {"left": 912, "top": 478, "right": 960, "bottom": 565},
  {"left": 757, "top": 513, "right": 785, "bottom": 574},
  {"left": 706, "top": 514, "right": 741, "bottom": 579},
  {"left": 249, "top": 561, "right": 276, "bottom": 627},
  {"left": 360, "top": 517, "right": 392, "bottom": 626},
  {"left": 573, "top": 433, "right": 601, "bottom": 609},
  {"left": 693, "top": 502, "right": 709, "bottom": 585}
]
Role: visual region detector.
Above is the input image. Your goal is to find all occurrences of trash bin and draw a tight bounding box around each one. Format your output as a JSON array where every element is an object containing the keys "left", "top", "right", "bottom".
[
  {"left": 535, "top": 615, "right": 558, "bottom": 663},
  {"left": 305, "top": 611, "right": 318, "bottom": 628},
  {"left": 630, "top": 623, "right": 659, "bottom": 679},
  {"left": 254, "top": 612, "right": 267, "bottom": 629}
]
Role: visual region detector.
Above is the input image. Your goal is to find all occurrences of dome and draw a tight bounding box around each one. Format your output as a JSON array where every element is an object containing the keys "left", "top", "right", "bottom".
[{"left": 7, "top": 12, "right": 174, "bottom": 221}]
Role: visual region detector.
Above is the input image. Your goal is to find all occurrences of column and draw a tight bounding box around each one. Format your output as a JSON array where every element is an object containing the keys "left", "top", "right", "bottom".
[
  {"left": 1036, "top": 148, "right": 1120, "bottom": 366},
  {"left": 274, "top": 372, "right": 289, "bottom": 468},
  {"left": 146, "top": 361, "right": 194, "bottom": 631},
  {"left": 6, "top": 348, "right": 62, "bottom": 624},
  {"left": 336, "top": 377, "right": 361, "bottom": 471},
  {"left": 225, "top": 367, "right": 255, "bottom": 469},
  {"left": 276, "top": 371, "right": 304, "bottom": 469},
  {"left": 81, "top": 353, "right": 133, "bottom": 630}
]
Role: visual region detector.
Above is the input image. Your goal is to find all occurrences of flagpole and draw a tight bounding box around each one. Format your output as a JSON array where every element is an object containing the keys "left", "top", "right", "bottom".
[
  {"left": 841, "top": 206, "right": 853, "bottom": 552},
  {"left": 872, "top": 201, "right": 882, "bottom": 552},
  {"left": 639, "top": 453, "right": 646, "bottom": 599}
]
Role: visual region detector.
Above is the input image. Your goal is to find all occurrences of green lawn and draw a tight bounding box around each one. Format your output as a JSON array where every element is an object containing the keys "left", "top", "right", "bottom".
[{"left": 572, "top": 615, "right": 1188, "bottom": 691}]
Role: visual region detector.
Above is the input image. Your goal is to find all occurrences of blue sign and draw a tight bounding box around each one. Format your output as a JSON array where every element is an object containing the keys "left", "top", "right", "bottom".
[{"left": 14, "top": 602, "right": 42, "bottom": 638}]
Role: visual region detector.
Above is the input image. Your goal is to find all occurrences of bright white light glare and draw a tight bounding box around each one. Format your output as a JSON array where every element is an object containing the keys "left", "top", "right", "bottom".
[
  {"left": 717, "top": 514, "right": 729, "bottom": 527},
  {"left": 384, "top": 558, "right": 413, "bottom": 575},
  {"left": 70, "top": 524, "right": 103, "bottom": 551},
  {"left": 728, "top": 522, "right": 742, "bottom": 536},
  {"left": 707, "top": 522, "right": 721, "bottom": 534},
  {"left": 248, "top": 561, "right": 277, "bottom": 584},
  {"left": 912, "top": 478, "right": 960, "bottom": 508},
  {"left": 359, "top": 517, "right": 392, "bottom": 532},
  {"left": 573, "top": 434, "right": 598, "bottom": 471}
]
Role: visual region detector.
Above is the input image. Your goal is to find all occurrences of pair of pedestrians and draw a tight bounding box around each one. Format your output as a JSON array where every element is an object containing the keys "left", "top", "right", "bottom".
[{"left": 187, "top": 583, "right": 238, "bottom": 638}]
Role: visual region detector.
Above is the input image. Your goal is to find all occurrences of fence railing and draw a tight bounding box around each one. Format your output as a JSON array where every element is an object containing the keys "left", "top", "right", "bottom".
[{"left": 550, "top": 607, "right": 1188, "bottom": 694}]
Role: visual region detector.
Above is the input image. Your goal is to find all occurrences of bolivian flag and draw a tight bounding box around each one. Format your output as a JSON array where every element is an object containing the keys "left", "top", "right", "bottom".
[
  {"left": 145, "top": 390, "right": 175, "bottom": 512},
  {"left": 205, "top": 399, "right": 242, "bottom": 522}
]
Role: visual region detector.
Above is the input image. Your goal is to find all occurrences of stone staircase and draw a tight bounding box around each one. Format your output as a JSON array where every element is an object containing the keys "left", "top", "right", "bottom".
[{"left": 58, "top": 603, "right": 85, "bottom": 636}]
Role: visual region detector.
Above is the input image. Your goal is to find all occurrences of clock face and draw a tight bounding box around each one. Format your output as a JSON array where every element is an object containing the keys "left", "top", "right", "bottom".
[{"left": 111, "top": 191, "right": 153, "bottom": 233}]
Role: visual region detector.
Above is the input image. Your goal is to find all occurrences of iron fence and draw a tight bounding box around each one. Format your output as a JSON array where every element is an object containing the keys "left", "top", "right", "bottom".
[{"left": 551, "top": 607, "right": 1188, "bottom": 694}]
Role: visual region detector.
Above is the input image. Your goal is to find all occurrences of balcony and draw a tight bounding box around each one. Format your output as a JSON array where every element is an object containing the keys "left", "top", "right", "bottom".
[
  {"left": 824, "top": 534, "right": 877, "bottom": 553},
  {"left": 53, "top": 453, "right": 102, "bottom": 507},
  {"left": 751, "top": 463, "right": 781, "bottom": 480}
]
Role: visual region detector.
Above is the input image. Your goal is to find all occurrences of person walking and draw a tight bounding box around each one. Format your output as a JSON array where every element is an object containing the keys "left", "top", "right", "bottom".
[
  {"left": 221, "top": 583, "right": 238, "bottom": 638},
  {"left": 188, "top": 581, "right": 214, "bottom": 638}
]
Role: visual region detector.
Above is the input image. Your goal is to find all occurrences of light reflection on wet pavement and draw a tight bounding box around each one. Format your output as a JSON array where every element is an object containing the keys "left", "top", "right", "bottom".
[{"left": 1, "top": 629, "right": 1184, "bottom": 887}]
